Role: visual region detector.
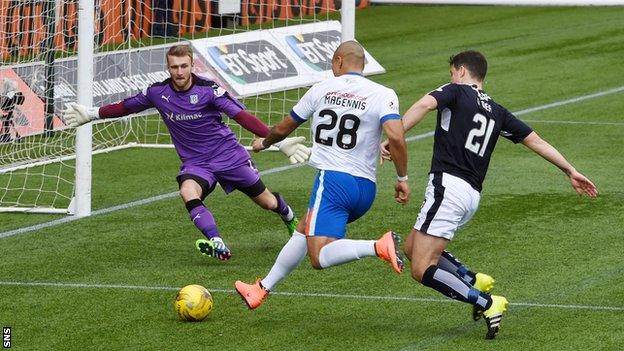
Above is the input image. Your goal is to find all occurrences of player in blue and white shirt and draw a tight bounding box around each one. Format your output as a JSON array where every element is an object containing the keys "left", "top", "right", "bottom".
[
  {"left": 235, "top": 41, "right": 410, "bottom": 310},
  {"left": 381, "top": 50, "right": 597, "bottom": 339}
]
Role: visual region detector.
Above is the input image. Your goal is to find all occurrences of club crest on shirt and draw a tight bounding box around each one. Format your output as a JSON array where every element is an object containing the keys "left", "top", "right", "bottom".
[
  {"left": 389, "top": 99, "right": 399, "bottom": 112},
  {"left": 190, "top": 94, "right": 199, "bottom": 104},
  {"left": 212, "top": 83, "right": 226, "bottom": 97}
]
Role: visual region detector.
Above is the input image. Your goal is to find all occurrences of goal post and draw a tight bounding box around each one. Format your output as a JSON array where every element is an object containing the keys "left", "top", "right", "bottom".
[
  {"left": 0, "top": 0, "right": 363, "bottom": 215},
  {"left": 75, "top": 0, "right": 95, "bottom": 217},
  {"left": 341, "top": 0, "right": 356, "bottom": 41}
]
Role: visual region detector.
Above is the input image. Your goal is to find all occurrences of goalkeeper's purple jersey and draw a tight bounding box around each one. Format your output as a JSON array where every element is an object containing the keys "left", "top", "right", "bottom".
[{"left": 122, "top": 74, "right": 250, "bottom": 170}]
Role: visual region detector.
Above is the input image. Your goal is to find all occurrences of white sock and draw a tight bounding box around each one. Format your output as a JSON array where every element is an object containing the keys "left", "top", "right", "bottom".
[
  {"left": 318, "top": 239, "right": 376, "bottom": 268},
  {"left": 261, "top": 231, "right": 307, "bottom": 291}
]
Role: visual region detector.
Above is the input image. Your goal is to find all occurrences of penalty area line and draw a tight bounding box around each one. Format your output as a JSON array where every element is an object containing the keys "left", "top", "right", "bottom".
[{"left": 0, "top": 280, "right": 622, "bottom": 312}]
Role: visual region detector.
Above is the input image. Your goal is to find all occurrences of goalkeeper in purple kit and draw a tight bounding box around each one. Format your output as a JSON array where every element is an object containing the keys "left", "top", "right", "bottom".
[{"left": 63, "top": 44, "right": 311, "bottom": 261}]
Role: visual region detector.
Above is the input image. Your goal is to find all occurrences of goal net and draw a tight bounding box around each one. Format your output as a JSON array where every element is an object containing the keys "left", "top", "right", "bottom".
[{"left": 0, "top": 0, "right": 370, "bottom": 214}]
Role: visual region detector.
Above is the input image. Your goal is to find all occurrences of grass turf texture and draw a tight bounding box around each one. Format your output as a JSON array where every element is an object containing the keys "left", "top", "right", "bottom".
[{"left": 1, "top": 5, "right": 624, "bottom": 350}]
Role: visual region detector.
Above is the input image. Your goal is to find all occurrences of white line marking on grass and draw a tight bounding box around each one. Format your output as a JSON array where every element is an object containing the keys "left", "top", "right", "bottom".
[
  {"left": 2, "top": 85, "right": 623, "bottom": 239},
  {"left": 0, "top": 280, "right": 180, "bottom": 292},
  {"left": 1, "top": 280, "right": 623, "bottom": 312},
  {"left": 523, "top": 119, "right": 624, "bottom": 126},
  {"left": 509, "top": 301, "right": 624, "bottom": 312},
  {"left": 513, "top": 85, "right": 624, "bottom": 116},
  {"left": 406, "top": 131, "right": 435, "bottom": 142}
]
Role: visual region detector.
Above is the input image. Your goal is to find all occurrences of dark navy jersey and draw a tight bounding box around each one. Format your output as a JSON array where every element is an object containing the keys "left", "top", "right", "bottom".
[{"left": 428, "top": 83, "right": 532, "bottom": 191}]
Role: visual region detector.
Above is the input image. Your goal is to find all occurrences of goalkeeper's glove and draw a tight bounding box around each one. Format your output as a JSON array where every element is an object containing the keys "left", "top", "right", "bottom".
[
  {"left": 275, "top": 136, "right": 311, "bottom": 164},
  {"left": 62, "top": 103, "right": 99, "bottom": 127}
]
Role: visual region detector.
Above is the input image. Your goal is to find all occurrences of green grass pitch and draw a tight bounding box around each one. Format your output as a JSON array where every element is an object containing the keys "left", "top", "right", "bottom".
[{"left": 1, "top": 4, "right": 624, "bottom": 350}]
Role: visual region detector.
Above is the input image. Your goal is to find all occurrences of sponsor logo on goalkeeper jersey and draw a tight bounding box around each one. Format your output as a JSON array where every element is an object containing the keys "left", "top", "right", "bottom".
[
  {"left": 205, "top": 41, "right": 297, "bottom": 84},
  {"left": 165, "top": 112, "right": 203, "bottom": 121}
]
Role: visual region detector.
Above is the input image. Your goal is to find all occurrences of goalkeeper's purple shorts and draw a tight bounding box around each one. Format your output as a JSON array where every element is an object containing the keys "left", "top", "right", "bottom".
[{"left": 177, "top": 159, "right": 260, "bottom": 195}]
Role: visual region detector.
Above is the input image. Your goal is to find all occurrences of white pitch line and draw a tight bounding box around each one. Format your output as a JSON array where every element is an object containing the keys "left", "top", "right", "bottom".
[
  {"left": 0, "top": 280, "right": 622, "bottom": 312},
  {"left": 406, "top": 130, "right": 435, "bottom": 142},
  {"left": 2, "top": 84, "right": 623, "bottom": 239},
  {"left": 513, "top": 85, "right": 624, "bottom": 116},
  {"left": 523, "top": 119, "right": 624, "bottom": 126}
]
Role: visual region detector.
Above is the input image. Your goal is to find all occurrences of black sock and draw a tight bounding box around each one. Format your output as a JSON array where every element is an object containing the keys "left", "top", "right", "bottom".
[
  {"left": 438, "top": 250, "right": 477, "bottom": 285},
  {"left": 421, "top": 265, "right": 492, "bottom": 310},
  {"left": 185, "top": 198, "right": 203, "bottom": 212}
]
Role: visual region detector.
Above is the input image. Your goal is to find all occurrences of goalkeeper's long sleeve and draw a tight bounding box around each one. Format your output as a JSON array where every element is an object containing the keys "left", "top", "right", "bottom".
[
  {"left": 232, "top": 110, "right": 271, "bottom": 137},
  {"left": 99, "top": 101, "right": 134, "bottom": 119}
]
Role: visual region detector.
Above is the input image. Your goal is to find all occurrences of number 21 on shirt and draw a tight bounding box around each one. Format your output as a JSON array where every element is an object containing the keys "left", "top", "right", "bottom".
[{"left": 465, "top": 113, "right": 495, "bottom": 157}]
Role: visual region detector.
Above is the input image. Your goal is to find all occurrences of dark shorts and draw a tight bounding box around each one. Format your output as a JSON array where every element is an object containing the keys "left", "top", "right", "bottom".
[{"left": 176, "top": 159, "right": 264, "bottom": 199}]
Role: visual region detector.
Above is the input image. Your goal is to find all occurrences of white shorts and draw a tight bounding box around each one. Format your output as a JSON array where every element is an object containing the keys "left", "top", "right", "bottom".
[{"left": 414, "top": 172, "right": 480, "bottom": 240}]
